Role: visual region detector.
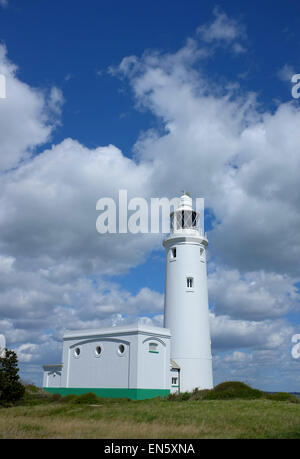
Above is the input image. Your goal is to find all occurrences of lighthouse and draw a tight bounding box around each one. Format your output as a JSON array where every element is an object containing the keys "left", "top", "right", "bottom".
[
  {"left": 43, "top": 192, "right": 213, "bottom": 398},
  {"left": 163, "top": 194, "right": 213, "bottom": 392}
]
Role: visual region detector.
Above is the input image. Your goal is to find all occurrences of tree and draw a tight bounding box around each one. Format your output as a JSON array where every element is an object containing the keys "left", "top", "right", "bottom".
[{"left": 0, "top": 349, "right": 25, "bottom": 404}]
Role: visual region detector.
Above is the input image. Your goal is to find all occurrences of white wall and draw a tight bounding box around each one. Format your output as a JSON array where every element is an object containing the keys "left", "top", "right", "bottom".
[
  {"left": 164, "top": 236, "right": 213, "bottom": 391},
  {"left": 65, "top": 338, "right": 130, "bottom": 388},
  {"left": 136, "top": 334, "right": 170, "bottom": 390},
  {"left": 44, "top": 325, "right": 171, "bottom": 391},
  {"left": 43, "top": 365, "right": 62, "bottom": 388}
]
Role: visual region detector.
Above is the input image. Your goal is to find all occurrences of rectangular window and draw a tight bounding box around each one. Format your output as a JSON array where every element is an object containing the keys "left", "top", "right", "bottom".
[
  {"left": 187, "top": 277, "right": 194, "bottom": 288},
  {"left": 149, "top": 342, "right": 159, "bottom": 353},
  {"left": 172, "top": 378, "right": 178, "bottom": 385},
  {"left": 171, "top": 248, "right": 177, "bottom": 259}
]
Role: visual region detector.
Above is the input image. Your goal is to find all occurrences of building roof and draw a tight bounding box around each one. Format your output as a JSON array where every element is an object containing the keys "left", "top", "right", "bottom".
[
  {"left": 42, "top": 364, "right": 63, "bottom": 369},
  {"left": 170, "top": 359, "right": 180, "bottom": 370},
  {"left": 63, "top": 324, "right": 171, "bottom": 340}
]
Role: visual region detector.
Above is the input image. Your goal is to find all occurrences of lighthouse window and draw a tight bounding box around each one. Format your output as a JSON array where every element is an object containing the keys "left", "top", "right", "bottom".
[
  {"left": 170, "top": 214, "right": 175, "bottom": 232},
  {"left": 118, "top": 344, "right": 125, "bottom": 355},
  {"left": 95, "top": 345, "right": 102, "bottom": 356},
  {"left": 172, "top": 377, "right": 178, "bottom": 385},
  {"left": 171, "top": 248, "right": 176, "bottom": 259},
  {"left": 187, "top": 277, "right": 194, "bottom": 288},
  {"left": 74, "top": 347, "right": 80, "bottom": 357},
  {"left": 149, "top": 342, "right": 159, "bottom": 353},
  {"left": 192, "top": 211, "right": 197, "bottom": 227},
  {"left": 176, "top": 210, "right": 199, "bottom": 230}
]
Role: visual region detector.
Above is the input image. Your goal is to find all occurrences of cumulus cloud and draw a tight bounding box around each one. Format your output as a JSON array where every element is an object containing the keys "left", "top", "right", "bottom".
[
  {"left": 0, "top": 44, "right": 63, "bottom": 172},
  {"left": 116, "top": 29, "right": 300, "bottom": 279},
  {"left": 208, "top": 268, "right": 300, "bottom": 320},
  {"left": 0, "top": 138, "right": 155, "bottom": 275},
  {"left": 210, "top": 313, "right": 293, "bottom": 351},
  {"left": 197, "top": 6, "right": 246, "bottom": 52}
]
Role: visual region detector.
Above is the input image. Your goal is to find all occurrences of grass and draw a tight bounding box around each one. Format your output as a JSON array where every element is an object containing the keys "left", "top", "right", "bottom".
[{"left": 0, "top": 382, "right": 299, "bottom": 439}]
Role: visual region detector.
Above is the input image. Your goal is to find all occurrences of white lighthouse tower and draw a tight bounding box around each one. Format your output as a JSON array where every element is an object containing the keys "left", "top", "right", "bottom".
[{"left": 163, "top": 194, "right": 213, "bottom": 392}]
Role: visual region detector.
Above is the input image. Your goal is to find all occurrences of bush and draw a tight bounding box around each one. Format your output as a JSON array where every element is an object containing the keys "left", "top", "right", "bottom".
[
  {"left": 165, "top": 381, "right": 274, "bottom": 402},
  {"left": 50, "top": 393, "right": 63, "bottom": 402},
  {"left": 265, "top": 392, "right": 299, "bottom": 403},
  {"left": 189, "top": 388, "right": 210, "bottom": 401},
  {"left": 0, "top": 349, "right": 25, "bottom": 404},
  {"left": 60, "top": 394, "right": 79, "bottom": 403},
  {"left": 166, "top": 391, "right": 190, "bottom": 401},
  {"left": 165, "top": 381, "right": 300, "bottom": 403},
  {"left": 19, "top": 385, "right": 54, "bottom": 406},
  {"left": 203, "top": 381, "right": 263, "bottom": 400},
  {"left": 24, "top": 384, "right": 40, "bottom": 393},
  {"left": 73, "top": 392, "right": 101, "bottom": 404}
]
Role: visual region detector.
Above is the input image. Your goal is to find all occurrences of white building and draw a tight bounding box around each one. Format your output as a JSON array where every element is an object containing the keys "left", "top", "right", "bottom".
[
  {"left": 43, "top": 194, "right": 213, "bottom": 399},
  {"left": 164, "top": 194, "right": 213, "bottom": 392}
]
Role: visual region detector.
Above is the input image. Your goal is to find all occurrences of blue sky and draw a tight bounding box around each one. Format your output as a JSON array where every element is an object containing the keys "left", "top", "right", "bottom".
[
  {"left": 0, "top": 0, "right": 300, "bottom": 391},
  {"left": 1, "top": 0, "right": 299, "bottom": 152}
]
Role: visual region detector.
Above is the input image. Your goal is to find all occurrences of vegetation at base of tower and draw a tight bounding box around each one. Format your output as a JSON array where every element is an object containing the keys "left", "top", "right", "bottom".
[
  {"left": 0, "top": 383, "right": 299, "bottom": 439},
  {"left": 166, "top": 381, "right": 300, "bottom": 403},
  {"left": 0, "top": 349, "right": 25, "bottom": 405},
  {"left": 14, "top": 380, "right": 300, "bottom": 407}
]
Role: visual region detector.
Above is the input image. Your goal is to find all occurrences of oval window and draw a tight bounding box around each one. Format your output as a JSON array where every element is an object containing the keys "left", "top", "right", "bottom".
[
  {"left": 74, "top": 347, "right": 80, "bottom": 357},
  {"left": 95, "top": 345, "right": 102, "bottom": 356},
  {"left": 118, "top": 344, "right": 125, "bottom": 355}
]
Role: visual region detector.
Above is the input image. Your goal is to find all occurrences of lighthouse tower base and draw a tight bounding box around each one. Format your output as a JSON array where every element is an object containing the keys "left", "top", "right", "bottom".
[
  {"left": 175, "top": 358, "right": 213, "bottom": 393},
  {"left": 163, "top": 194, "right": 213, "bottom": 393}
]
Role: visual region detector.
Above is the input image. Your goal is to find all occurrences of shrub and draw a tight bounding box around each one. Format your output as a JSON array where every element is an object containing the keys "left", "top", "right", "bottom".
[
  {"left": 24, "top": 384, "right": 40, "bottom": 393},
  {"left": 0, "top": 349, "right": 25, "bottom": 404},
  {"left": 60, "top": 394, "right": 79, "bottom": 403},
  {"left": 203, "top": 381, "right": 263, "bottom": 400},
  {"left": 50, "top": 393, "right": 62, "bottom": 402},
  {"left": 165, "top": 381, "right": 270, "bottom": 402},
  {"left": 73, "top": 392, "right": 101, "bottom": 404},
  {"left": 166, "top": 391, "right": 190, "bottom": 401},
  {"left": 189, "top": 389, "right": 210, "bottom": 401},
  {"left": 19, "top": 385, "right": 54, "bottom": 406},
  {"left": 265, "top": 392, "right": 300, "bottom": 403}
]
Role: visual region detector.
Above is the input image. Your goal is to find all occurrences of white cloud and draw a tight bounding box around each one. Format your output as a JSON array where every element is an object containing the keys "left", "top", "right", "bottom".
[
  {"left": 208, "top": 268, "right": 300, "bottom": 320},
  {"left": 210, "top": 313, "right": 294, "bottom": 351},
  {"left": 277, "top": 63, "right": 295, "bottom": 82},
  {"left": 0, "top": 255, "right": 15, "bottom": 274},
  {"left": 15, "top": 343, "right": 39, "bottom": 363},
  {"left": 223, "top": 351, "right": 253, "bottom": 363},
  {"left": 197, "top": 6, "right": 246, "bottom": 52},
  {"left": 47, "top": 86, "right": 64, "bottom": 119},
  {"left": 117, "top": 32, "right": 300, "bottom": 280},
  {"left": 0, "top": 138, "right": 154, "bottom": 276},
  {"left": 0, "top": 45, "right": 62, "bottom": 172}
]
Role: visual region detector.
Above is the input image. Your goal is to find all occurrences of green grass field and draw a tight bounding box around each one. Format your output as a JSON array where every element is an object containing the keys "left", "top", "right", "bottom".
[{"left": 0, "top": 382, "right": 299, "bottom": 439}]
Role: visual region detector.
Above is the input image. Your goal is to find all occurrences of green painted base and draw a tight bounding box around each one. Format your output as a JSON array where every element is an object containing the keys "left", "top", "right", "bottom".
[{"left": 44, "top": 387, "right": 170, "bottom": 400}]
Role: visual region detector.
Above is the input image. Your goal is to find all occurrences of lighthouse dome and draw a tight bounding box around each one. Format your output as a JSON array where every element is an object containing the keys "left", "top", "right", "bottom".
[
  {"left": 178, "top": 194, "right": 193, "bottom": 210},
  {"left": 170, "top": 193, "right": 199, "bottom": 234}
]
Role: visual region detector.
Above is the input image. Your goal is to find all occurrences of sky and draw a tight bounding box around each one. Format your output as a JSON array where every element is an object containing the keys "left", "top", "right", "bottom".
[{"left": 0, "top": 0, "right": 300, "bottom": 391}]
